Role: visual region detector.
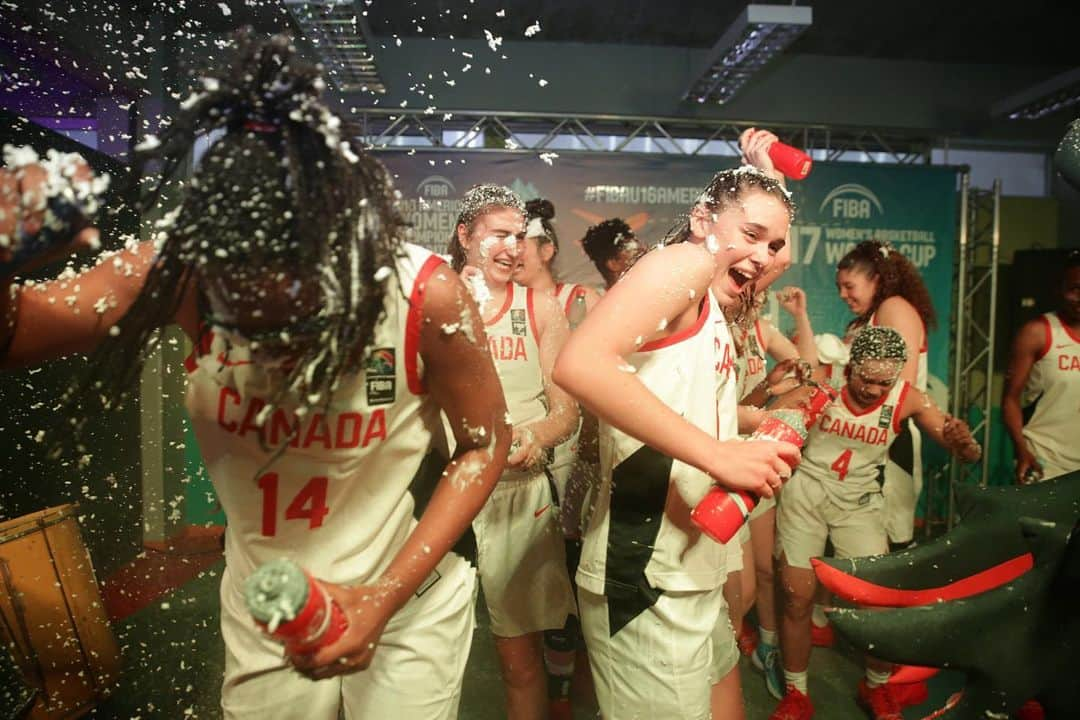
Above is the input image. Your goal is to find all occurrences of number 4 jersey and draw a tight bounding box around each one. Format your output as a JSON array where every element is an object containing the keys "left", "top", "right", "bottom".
[
  {"left": 184, "top": 243, "right": 456, "bottom": 587},
  {"left": 797, "top": 380, "right": 911, "bottom": 507}
]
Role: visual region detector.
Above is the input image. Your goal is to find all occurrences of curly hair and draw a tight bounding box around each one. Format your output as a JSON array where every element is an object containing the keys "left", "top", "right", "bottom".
[
  {"left": 61, "top": 31, "right": 405, "bottom": 450},
  {"left": 524, "top": 198, "right": 558, "bottom": 257},
  {"left": 838, "top": 240, "right": 937, "bottom": 331},
  {"left": 661, "top": 165, "right": 796, "bottom": 246}
]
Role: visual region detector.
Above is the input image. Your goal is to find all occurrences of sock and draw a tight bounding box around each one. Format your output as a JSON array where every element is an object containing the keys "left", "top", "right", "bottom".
[
  {"left": 758, "top": 626, "right": 778, "bottom": 648},
  {"left": 865, "top": 668, "right": 892, "bottom": 688},
  {"left": 811, "top": 604, "right": 828, "bottom": 628},
  {"left": 784, "top": 669, "right": 808, "bottom": 694}
]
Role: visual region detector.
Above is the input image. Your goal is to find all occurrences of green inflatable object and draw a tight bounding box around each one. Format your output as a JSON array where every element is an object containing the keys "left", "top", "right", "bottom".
[
  {"left": 814, "top": 474, "right": 1080, "bottom": 719},
  {"left": 1054, "top": 119, "right": 1080, "bottom": 191}
]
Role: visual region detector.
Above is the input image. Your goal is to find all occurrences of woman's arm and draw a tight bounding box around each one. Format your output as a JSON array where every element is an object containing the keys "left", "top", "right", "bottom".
[
  {"left": 296, "top": 267, "right": 510, "bottom": 676},
  {"left": 509, "top": 290, "right": 580, "bottom": 469},
  {"left": 554, "top": 243, "right": 798, "bottom": 497},
  {"left": 904, "top": 386, "right": 981, "bottom": 463},
  {"left": 1002, "top": 318, "right": 1046, "bottom": 482},
  {"left": 874, "top": 296, "right": 925, "bottom": 385},
  {"left": 775, "top": 287, "right": 819, "bottom": 365}
]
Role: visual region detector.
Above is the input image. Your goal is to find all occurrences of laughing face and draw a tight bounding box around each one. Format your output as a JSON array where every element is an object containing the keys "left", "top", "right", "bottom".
[
  {"left": 689, "top": 189, "right": 790, "bottom": 306},
  {"left": 458, "top": 206, "right": 526, "bottom": 286},
  {"left": 836, "top": 267, "right": 879, "bottom": 316}
]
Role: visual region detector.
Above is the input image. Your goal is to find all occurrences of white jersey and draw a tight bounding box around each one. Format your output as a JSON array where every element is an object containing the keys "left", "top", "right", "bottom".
[
  {"left": 184, "top": 243, "right": 457, "bottom": 587},
  {"left": 485, "top": 283, "right": 547, "bottom": 428},
  {"left": 799, "top": 380, "right": 912, "bottom": 505},
  {"left": 714, "top": 311, "right": 740, "bottom": 442},
  {"left": 733, "top": 319, "right": 767, "bottom": 401},
  {"left": 1021, "top": 312, "right": 1080, "bottom": 475},
  {"left": 554, "top": 282, "right": 589, "bottom": 318},
  {"left": 577, "top": 290, "right": 727, "bottom": 598}
]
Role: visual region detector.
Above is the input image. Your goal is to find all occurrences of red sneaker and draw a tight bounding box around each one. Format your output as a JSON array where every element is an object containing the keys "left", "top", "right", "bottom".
[
  {"left": 737, "top": 619, "right": 759, "bottom": 657},
  {"left": 769, "top": 686, "right": 814, "bottom": 720},
  {"left": 889, "top": 679, "right": 929, "bottom": 708},
  {"left": 810, "top": 621, "right": 834, "bottom": 647},
  {"left": 857, "top": 680, "right": 903, "bottom": 720},
  {"left": 1014, "top": 700, "right": 1045, "bottom": 720}
]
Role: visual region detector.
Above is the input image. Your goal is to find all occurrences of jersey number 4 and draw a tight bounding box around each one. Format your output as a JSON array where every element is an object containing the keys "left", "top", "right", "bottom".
[
  {"left": 830, "top": 449, "right": 853, "bottom": 483},
  {"left": 258, "top": 474, "right": 330, "bottom": 536}
]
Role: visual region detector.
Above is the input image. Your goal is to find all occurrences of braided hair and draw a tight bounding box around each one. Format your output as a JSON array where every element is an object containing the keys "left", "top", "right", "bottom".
[
  {"left": 63, "top": 32, "right": 405, "bottom": 446},
  {"left": 838, "top": 240, "right": 937, "bottom": 332}
]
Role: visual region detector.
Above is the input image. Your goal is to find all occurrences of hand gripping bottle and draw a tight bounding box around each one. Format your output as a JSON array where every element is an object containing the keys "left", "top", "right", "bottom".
[
  {"left": 691, "top": 384, "right": 836, "bottom": 544},
  {"left": 244, "top": 558, "right": 349, "bottom": 654},
  {"left": 767, "top": 142, "right": 813, "bottom": 181}
]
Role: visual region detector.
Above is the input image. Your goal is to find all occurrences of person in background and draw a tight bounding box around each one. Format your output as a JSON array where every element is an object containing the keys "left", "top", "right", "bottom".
[
  {"left": 513, "top": 197, "right": 600, "bottom": 719},
  {"left": 580, "top": 218, "right": 645, "bottom": 290},
  {"left": 448, "top": 184, "right": 579, "bottom": 720},
  {"left": 1002, "top": 250, "right": 1080, "bottom": 483}
]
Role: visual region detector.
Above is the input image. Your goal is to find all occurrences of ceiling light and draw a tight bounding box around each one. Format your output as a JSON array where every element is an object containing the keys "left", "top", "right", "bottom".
[
  {"left": 684, "top": 4, "right": 812, "bottom": 105},
  {"left": 992, "top": 67, "right": 1080, "bottom": 120},
  {"left": 285, "top": 0, "right": 386, "bottom": 94}
]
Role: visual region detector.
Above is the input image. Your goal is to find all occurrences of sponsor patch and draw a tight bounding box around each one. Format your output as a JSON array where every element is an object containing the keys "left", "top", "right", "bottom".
[{"left": 366, "top": 347, "right": 397, "bottom": 405}]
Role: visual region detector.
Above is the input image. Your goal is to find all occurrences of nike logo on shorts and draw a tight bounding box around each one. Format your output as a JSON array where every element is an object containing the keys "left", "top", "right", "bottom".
[{"left": 534, "top": 504, "right": 550, "bottom": 518}]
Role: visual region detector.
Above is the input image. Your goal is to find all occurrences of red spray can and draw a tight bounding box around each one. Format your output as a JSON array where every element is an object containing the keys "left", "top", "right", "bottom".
[
  {"left": 244, "top": 558, "right": 349, "bottom": 655},
  {"left": 768, "top": 142, "right": 813, "bottom": 181},
  {"left": 691, "top": 385, "right": 835, "bottom": 544}
]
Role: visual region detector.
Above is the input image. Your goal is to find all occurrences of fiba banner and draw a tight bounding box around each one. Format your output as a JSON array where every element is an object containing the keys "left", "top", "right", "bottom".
[{"left": 376, "top": 151, "right": 958, "bottom": 391}]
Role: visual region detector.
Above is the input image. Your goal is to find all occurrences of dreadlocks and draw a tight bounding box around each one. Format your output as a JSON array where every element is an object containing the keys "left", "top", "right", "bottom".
[{"left": 62, "top": 31, "right": 405, "bottom": 447}]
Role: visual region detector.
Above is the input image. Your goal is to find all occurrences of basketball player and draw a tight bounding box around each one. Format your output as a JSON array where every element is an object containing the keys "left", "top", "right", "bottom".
[
  {"left": 1, "top": 34, "right": 509, "bottom": 720},
  {"left": 1002, "top": 251, "right": 1080, "bottom": 482},
  {"left": 769, "top": 327, "right": 981, "bottom": 720}
]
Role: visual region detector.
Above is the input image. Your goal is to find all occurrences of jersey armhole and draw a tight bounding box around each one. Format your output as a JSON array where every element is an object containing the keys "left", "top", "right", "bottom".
[
  {"left": 526, "top": 287, "right": 541, "bottom": 341},
  {"left": 1034, "top": 315, "right": 1052, "bottom": 361},
  {"left": 405, "top": 255, "right": 448, "bottom": 395},
  {"left": 893, "top": 381, "right": 913, "bottom": 434},
  {"left": 754, "top": 319, "right": 767, "bottom": 351}
]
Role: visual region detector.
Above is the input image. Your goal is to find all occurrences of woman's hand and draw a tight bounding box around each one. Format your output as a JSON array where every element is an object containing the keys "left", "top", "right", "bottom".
[
  {"left": 708, "top": 438, "right": 801, "bottom": 498},
  {"left": 507, "top": 426, "right": 545, "bottom": 470},
  {"left": 777, "top": 286, "right": 808, "bottom": 318},
  {"left": 739, "top": 127, "right": 781, "bottom": 180}
]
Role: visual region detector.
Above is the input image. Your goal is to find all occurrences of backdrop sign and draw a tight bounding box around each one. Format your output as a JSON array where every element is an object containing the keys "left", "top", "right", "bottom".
[{"left": 377, "top": 151, "right": 959, "bottom": 389}]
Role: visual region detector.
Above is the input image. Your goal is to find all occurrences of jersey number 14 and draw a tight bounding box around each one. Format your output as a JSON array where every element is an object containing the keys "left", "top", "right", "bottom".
[{"left": 258, "top": 474, "right": 330, "bottom": 536}]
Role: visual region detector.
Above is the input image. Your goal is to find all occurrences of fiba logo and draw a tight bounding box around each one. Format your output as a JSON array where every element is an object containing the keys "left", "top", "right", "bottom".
[
  {"left": 417, "top": 175, "right": 456, "bottom": 199},
  {"left": 819, "top": 184, "right": 884, "bottom": 219}
]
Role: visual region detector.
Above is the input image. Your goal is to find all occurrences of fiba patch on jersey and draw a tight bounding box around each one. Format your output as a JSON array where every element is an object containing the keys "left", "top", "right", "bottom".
[
  {"left": 879, "top": 405, "right": 894, "bottom": 429},
  {"left": 510, "top": 308, "right": 527, "bottom": 336},
  {"left": 366, "top": 348, "right": 397, "bottom": 405}
]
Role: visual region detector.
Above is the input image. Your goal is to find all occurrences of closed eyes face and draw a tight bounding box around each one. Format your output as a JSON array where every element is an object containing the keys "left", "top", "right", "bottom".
[
  {"left": 461, "top": 207, "right": 526, "bottom": 284},
  {"left": 836, "top": 268, "right": 878, "bottom": 316}
]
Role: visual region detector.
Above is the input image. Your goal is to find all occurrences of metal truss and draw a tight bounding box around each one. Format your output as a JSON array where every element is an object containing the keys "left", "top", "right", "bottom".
[
  {"left": 925, "top": 174, "right": 1001, "bottom": 532},
  {"left": 346, "top": 109, "right": 934, "bottom": 164}
]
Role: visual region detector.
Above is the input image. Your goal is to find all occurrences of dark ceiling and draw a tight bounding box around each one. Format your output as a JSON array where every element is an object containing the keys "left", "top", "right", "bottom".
[{"left": 363, "top": 0, "right": 1073, "bottom": 67}]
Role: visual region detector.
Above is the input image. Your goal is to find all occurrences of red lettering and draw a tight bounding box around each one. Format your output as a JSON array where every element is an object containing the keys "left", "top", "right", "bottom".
[
  {"left": 237, "top": 398, "right": 266, "bottom": 438},
  {"left": 512, "top": 337, "right": 527, "bottom": 360},
  {"left": 1059, "top": 354, "right": 1080, "bottom": 371},
  {"left": 217, "top": 387, "right": 241, "bottom": 432},
  {"left": 831, "top": 449, "right": 853, "bottom": 482},
  {"left": 335, "top": 413, "right": 363, "bottom": 449},
  {"left": 269, "top": 409, "right": 301, "bottom": 448},
  {"left": 302, "top": 413, "right": 333, "bottom": 449},
  {"left": 362, "top": 408, "right": 387, "bottom": 447},
  {"left": 284, "top": 477, "right": 330, "bottom": 530}
]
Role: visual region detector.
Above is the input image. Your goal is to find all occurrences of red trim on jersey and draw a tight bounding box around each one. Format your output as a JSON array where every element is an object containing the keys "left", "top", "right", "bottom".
[
  {"left": 892, "top": 381, "right": 912, "bottom": 433},
  {"left": 840, "top": 384, "right": 891, "bottom": 416},
  {"left": 485, "top": 283, "right": 515, "bottom": 326},
  {"left": 810, "top": 553, "right": 1034, "bottom": 608},
  {"left": 405, "top": 255, "right": 447, "bottom": 395},
  {"left": 184, "top": 327, "right": 215, "bottom": 373},
  {"left": 1035, "top": 315, "right": 1052, "bottom": 361},
  {"left": 754, "top": 319, "right": 767, "bottom": 352},
  {"left": 526, "top": 287, "right": 541, "bottom": 341},
  {"left": 562, "top": 284, "right": 584, "bottom": 316},
  {"left": 638, "top": 298, "right": 710, "bottom": 352},
  {"left": 1058, "top": 312, "right": 1080, "bottom": 344}
]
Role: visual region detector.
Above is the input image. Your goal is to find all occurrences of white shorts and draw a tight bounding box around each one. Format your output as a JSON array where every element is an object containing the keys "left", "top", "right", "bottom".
[
  {"left": 725, "top": 522, "right": 750, "bottom": 574},
  {"left": 218, "top": 554, "right": 476, "bottom": 720},
  {"left": 776, "top": 472, "right": 888, "bottom": 570},
  {"left": 474, "top": 471, "right": 575, "bottom": 637},
  {"left": 882, "top": 420, "right": 923, "bottom": 544},
  {"left": 579, "top": 584, "right": 737, "bottom": 720}
]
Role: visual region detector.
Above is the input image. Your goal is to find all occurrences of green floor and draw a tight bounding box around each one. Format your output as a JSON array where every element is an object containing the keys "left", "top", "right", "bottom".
[{"left": 83, "top": 559, "right": 959, "bottom": 719}]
